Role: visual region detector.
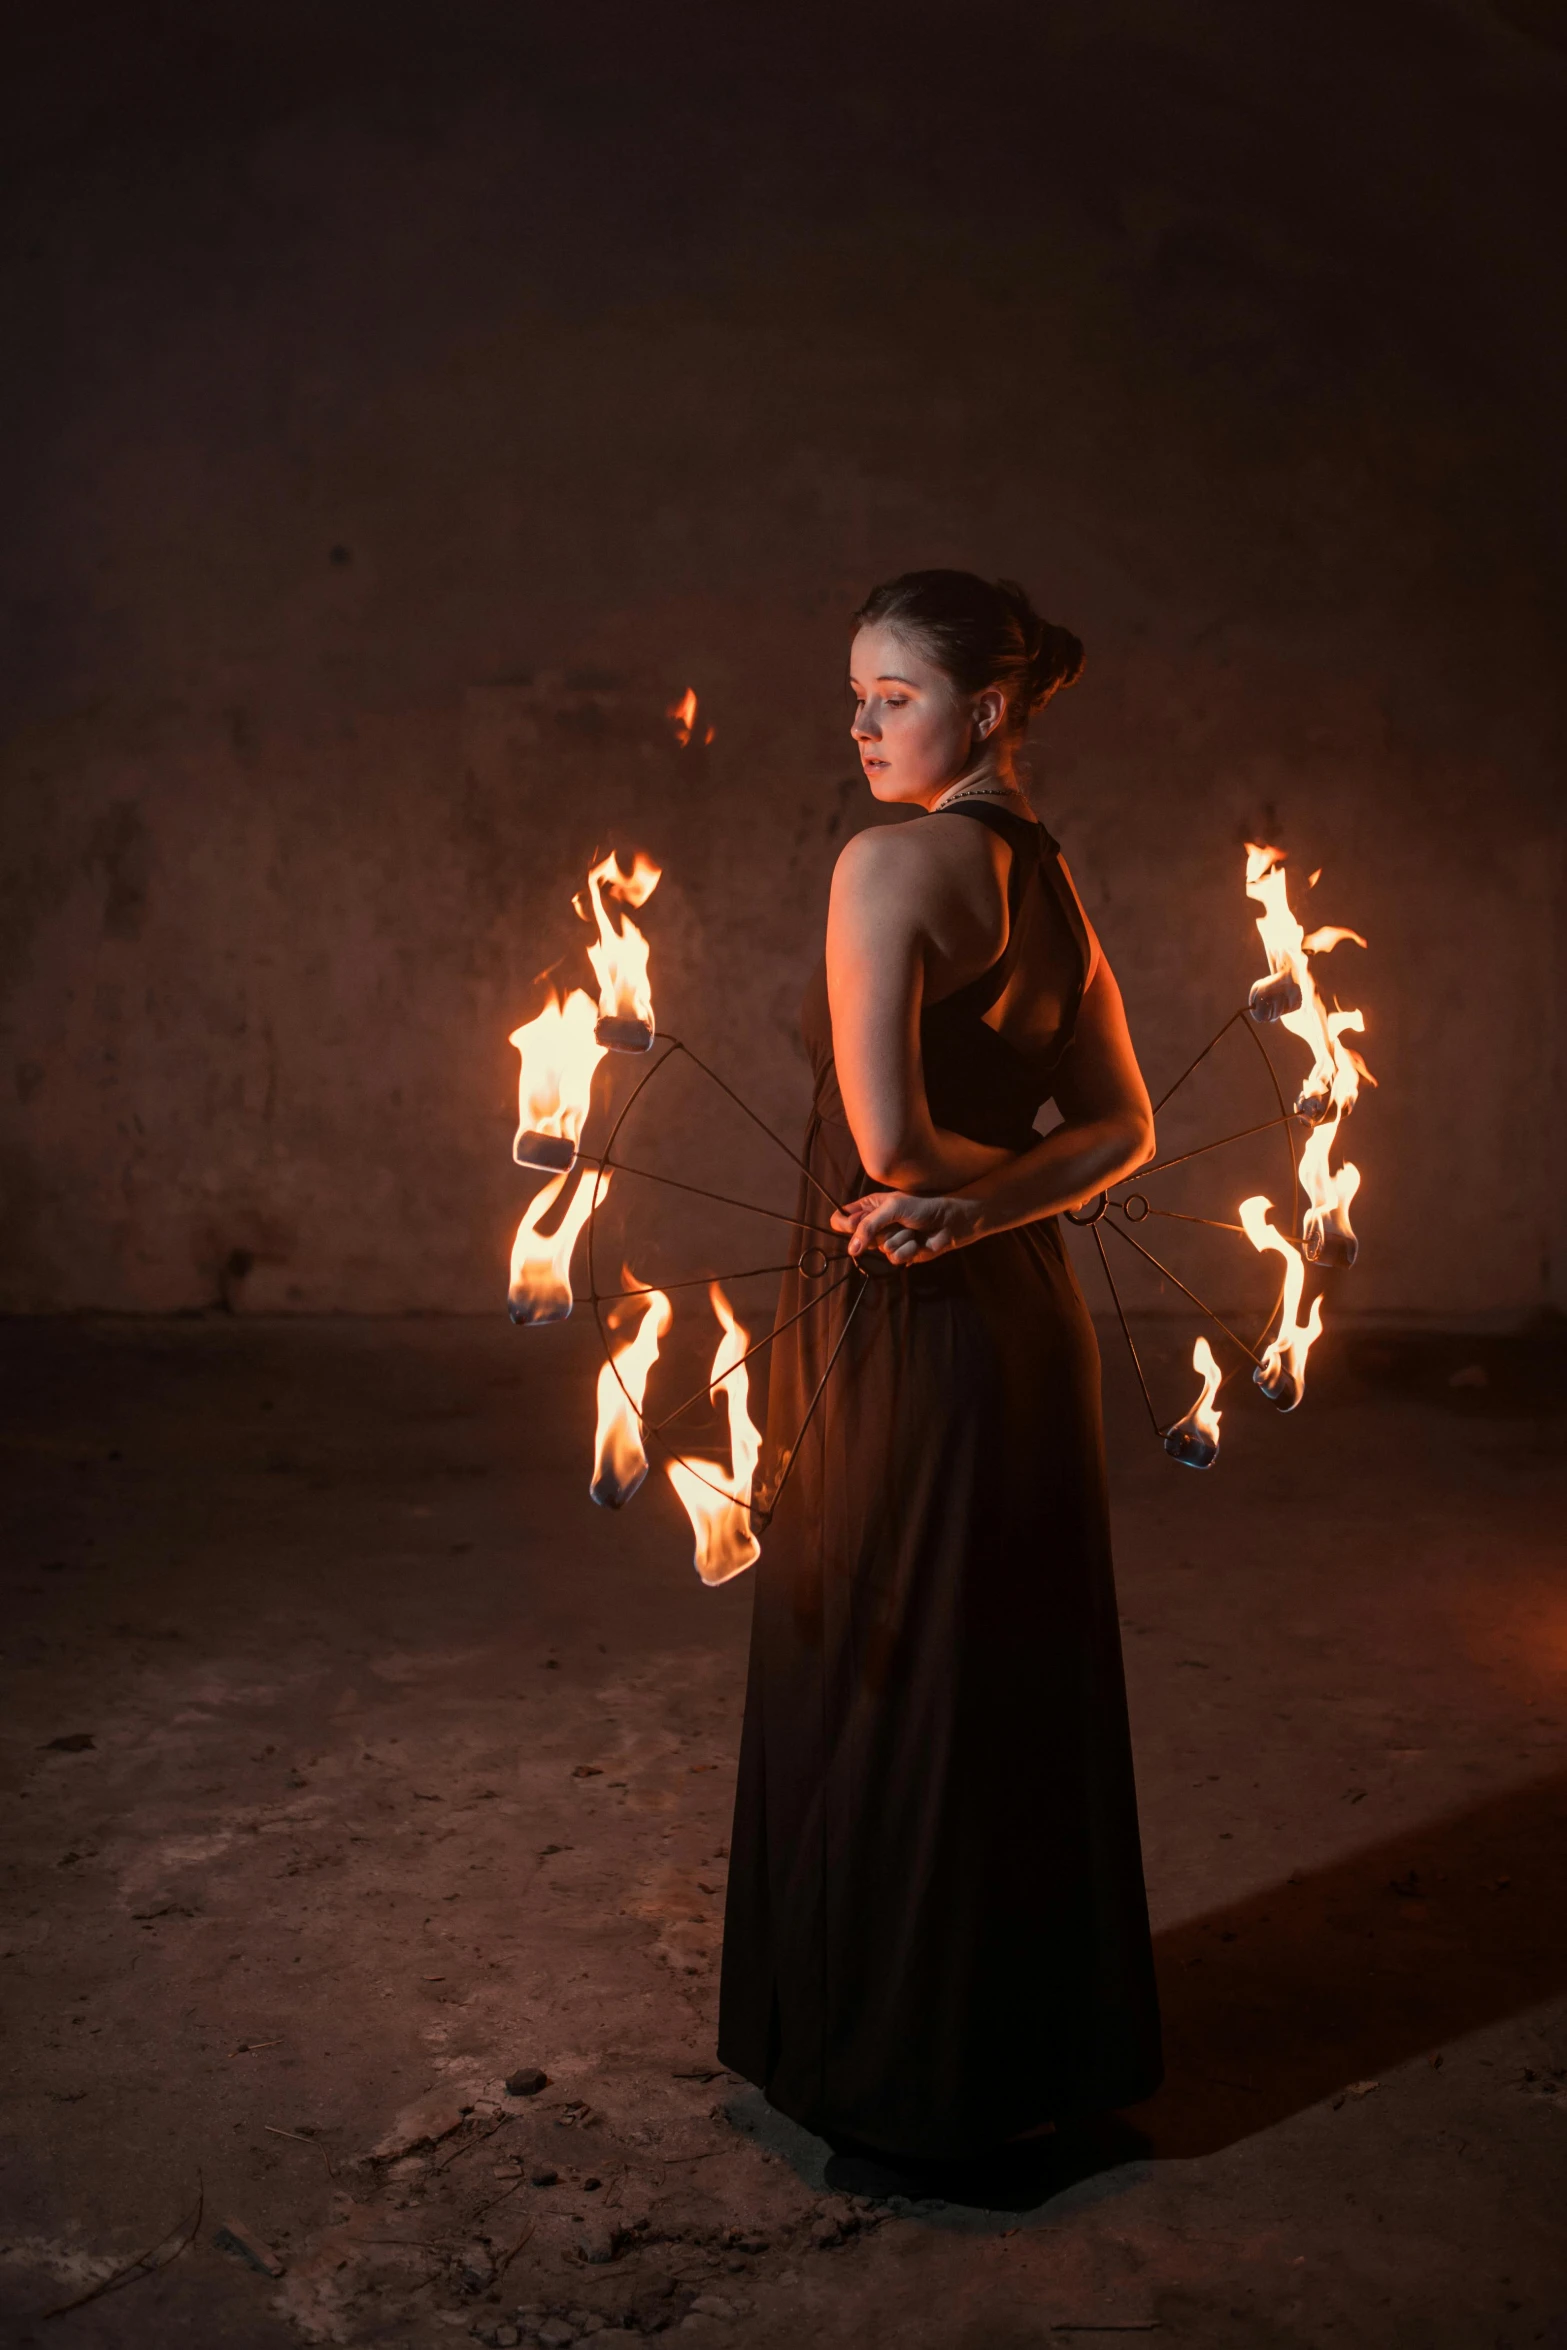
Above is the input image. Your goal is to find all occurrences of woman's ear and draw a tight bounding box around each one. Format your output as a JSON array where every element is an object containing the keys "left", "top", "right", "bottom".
[{"left": 972, "top": 685, "right": 1007, "bottom": 742}]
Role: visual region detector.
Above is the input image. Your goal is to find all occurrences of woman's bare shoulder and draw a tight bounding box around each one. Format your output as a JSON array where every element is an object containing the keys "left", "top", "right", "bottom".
[
  {"left": 835, "top": 813, "right": 992, "bottom": 891},
  {"left": 834, "top": 817, "right": 940, "bottom": 896}
]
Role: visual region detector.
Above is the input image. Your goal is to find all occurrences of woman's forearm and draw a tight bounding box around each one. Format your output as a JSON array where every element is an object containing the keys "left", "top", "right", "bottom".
[
  {"left": 957, "top": 1112, "right": 1153, "bottom": 1239},
  {"left": 861, "top": 1127, "right": 1013, "bottom": 1195}
]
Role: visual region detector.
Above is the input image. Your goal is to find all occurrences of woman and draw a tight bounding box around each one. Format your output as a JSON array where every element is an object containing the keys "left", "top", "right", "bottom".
[{"left": 716, "top": 570, "right": 1163, "bottom": 2184}]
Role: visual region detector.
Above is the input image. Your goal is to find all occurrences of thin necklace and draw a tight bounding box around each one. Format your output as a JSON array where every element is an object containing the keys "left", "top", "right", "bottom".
[{"left": 931, "top": 777, "right": 1029, "bottom": 813}]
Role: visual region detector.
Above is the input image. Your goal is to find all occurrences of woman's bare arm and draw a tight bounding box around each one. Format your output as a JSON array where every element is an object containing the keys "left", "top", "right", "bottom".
[
  {"left": 835, "top": 947, "right": 1155, "bottom": 1264},
  {"left": 825, "top": 826, "right": 1013, "bottom": 1194}
]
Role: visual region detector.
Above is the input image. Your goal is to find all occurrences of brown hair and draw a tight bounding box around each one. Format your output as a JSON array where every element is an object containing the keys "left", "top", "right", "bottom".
[{"left": 853, "top": 568, "right": 1084, "bottom": 736}]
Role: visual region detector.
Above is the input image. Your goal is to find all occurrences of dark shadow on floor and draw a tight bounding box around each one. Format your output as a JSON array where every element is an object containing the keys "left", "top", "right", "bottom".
[{"left": 1137, "top": 1769, "right": 1567, "bottom": 2156}]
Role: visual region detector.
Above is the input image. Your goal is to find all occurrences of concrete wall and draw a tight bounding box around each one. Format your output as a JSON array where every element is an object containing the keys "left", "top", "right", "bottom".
[{"left": 3, "top": 0, "right": 1563, "bottom": 1324}]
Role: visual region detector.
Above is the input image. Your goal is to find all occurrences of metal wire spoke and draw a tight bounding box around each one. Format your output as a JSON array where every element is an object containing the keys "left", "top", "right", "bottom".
[
  {"left": 750, "top": 1265, "right": 870, "bottom": 1529},
  {"left": 583, "top": 1037, "right": 824, "bottom": 1339},
  {"left": 1123, "top": 1204, "right": 1247, "bottom": 1235},
  {"left": 1100, "top": 1008, "right": 1300, "bottom": 1373},
  {"left": 640, "top": 1269, "right": 863, "bottom": 1526},
  {"left": 1092, "top": 1224, "right": 1162, "bottom": 1438},
  {"left": 1103, "top": 1216, "right": 1264, "bottom": 1367},
  {"left": 646, "top": 1267, "right": 859, "bottom": 1438},
  {"left": 1150, "top": 1006, "right": 1246, "bottom": 1116},
  {"left": 585, "top": 1151, "right": 839, "bottom": 1237},
  {"left": 1133, "top": 1113, "right": 1298, "bottom": 1181},
  {"left": 576, "top": 1253, "right": 849, "bottom": 1306},
  {"left": 574, "top": 1035, "right": 841, "bottom": 1235},
  {"left": 581, "top": 1028, "right": 863, "bottom": 1532},
  {"left": 586, "top": 1045, "right": 702, "bottom": 1478},
  {"left": 1238, "top": 1007, "right": 1302, "bottom": 1225},
  {"left": 663, "top": 1034, "right": 847, "bottom": 1217}
]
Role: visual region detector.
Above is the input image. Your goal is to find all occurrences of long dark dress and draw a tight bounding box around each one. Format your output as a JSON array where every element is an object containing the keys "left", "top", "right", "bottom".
[{"left": 716, "top": 803, "right": 1162, "bottom": 2160}]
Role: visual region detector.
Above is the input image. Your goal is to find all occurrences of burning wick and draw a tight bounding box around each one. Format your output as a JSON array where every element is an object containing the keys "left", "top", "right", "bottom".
[
  {"left": 515, "top": 1135, "right": 575, "bottom": 1173},
  {"left": 591, "top": 1275, "right": 671, "bottom": 1508},
  {"left": 665, "top": 1283, "right": 763, "bottom": 1584},
  {"left": 1243, "top": 844, "right": 1372, "bottom": 1273},
  {"left": 596, "top": 1019, "right": 655, "bottom": 1052},
  {"left": 1247, "top": 968, "right": 1302, "bottom": 1022},
  {"left": 578, "top": 850, "right": 662, "bottom": 1053},
  {"left": 510, "top": 986, "right": 607, "bottom": 1172},
  {"left": 508, "top": 1166, "right": 608, "bottom": 1326},
  {"left": 1238, "top": 1194, "right": 1323, "bottom": 1411},
  {"left": 1300, "top": 1127, "right": 1361, "bottom": 1267},
  {"left": 1163, "top": 1336, "right": 1224, "bottom": 1468}
]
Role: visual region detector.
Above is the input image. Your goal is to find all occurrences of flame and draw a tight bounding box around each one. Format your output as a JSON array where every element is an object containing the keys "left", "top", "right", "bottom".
[
  {"left": 507, "top": 1165, "right": 607, "bottom": 1325},
  {"left": 577, "top": 850, "right": 662, "bottom": 1043},
  {"left": 1238, "top": 1194, "right": 1323, "bottom": 1411},
  {"left": 1244, "top": 843, "right": 1372, "bottom": 1268},
  {"left": 590, "top": 1273, "right": 671, "bottom": 1509},
  {"left": 1298, "top": 1082, "right": 1363, "bottom": 1267},
  {"left": 509, "top": 986, "right": 607, "bottom": 1169},
  {"left": 665, "top": 1282, "right": 762, "bottom": 1584},
  {"left": 1164, "top": 1335, "right": 1224, "bottom": 1468},
  {"left": 1301, "top": 924, "right": 1367, "bottom": 955},
  {"left": 667, "top": 687, "right": 699, "bottom": 747}
]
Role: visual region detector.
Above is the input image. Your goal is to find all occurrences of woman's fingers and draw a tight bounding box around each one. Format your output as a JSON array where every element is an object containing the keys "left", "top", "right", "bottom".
[
  {"left": 845, "top": 1193, "right": 913, "bottom": 1252},
  {"left": 830, "top": 1204, "right": 868, "bottom": 1234},
  {"left": 838, "top": 1190, "right": 976, "bottom": 1262},
  {"left": 837, "top": 1190, "right": 966, "bottom": 1263},
  {"left": 864, "top": 1198, "right": 944, "bottom": 1262}
]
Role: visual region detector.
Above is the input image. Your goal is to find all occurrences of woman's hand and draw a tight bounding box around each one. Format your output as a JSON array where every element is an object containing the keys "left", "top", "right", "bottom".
[{"left": 832, "top": 1190, "right": 983, "bottom": 1265}]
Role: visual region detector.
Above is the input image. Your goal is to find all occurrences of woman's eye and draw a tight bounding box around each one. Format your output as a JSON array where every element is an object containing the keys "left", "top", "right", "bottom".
[{"left": 884, "top": 696, "right": 907, "bottom": 708}]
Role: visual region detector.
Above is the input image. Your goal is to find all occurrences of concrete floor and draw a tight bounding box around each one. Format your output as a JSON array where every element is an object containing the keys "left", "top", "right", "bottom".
[{"left": 2, "top": 1310, "right": 1565, "bottom": 2348}]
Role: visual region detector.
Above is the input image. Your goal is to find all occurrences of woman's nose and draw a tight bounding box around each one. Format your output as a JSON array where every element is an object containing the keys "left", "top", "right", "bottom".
[{"left": 851, "top": 706, "right": 879, "bottom": 742}]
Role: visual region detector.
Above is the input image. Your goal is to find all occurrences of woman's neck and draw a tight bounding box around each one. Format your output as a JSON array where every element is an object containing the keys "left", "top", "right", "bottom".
[{"left": 926, "top": 752, "right": 1026, "bottom": 814}]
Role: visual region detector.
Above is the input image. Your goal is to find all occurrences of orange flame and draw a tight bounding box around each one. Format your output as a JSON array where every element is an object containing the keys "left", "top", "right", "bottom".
[
  {"left": 1298, "top": 1083, "right": 1363, "bottom": 1268},
  {"left": 590, "top": 1274, "right": 671, "bottom": 1508},
  {"left": 577, "top": 851, "right": 662, "bottom": 1046},
  {"left": 665, "top": 1282, "right": 762, "bottom": 1584},
  {"left": 667, "top": 687, "right": 699, "bottom": 747},
  {"left": 1238, "top": 1194, "right": 1323, "bottom": 1411},
  {"left": 507, "top": 1166, "right": 607, "bottom": 1326},
  {"left": 509, "top": 986, "right": 607, "bottom": 1170},
  {"left": 1164, "top": 1335, "right": 1223, "bottom": 1467},
  {"left": 1244, "top": 844, "right": 1372, "bottom": 1267}
]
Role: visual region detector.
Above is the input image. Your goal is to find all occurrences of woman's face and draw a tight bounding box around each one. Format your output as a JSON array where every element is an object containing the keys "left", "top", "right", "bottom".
[{"left": 848, "top": 623, "right": 1005, "bottom": 806}]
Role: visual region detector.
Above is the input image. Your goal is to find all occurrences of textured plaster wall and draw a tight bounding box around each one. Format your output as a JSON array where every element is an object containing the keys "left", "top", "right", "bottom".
[{"left": 2, "top": 0, "right": 1563, "bottom": 1321}]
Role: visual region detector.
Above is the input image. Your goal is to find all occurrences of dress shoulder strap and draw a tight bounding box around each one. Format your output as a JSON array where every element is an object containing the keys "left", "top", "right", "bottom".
[
  {"left": 930, "top": 804, "right": 1094, "bottom": 1076},
  {"left": 1034, "top": 823, "right": 1093, "bottom": 1076},
  {"left": 926, "top": 802, "right": 1041, "bottom": 1018}
]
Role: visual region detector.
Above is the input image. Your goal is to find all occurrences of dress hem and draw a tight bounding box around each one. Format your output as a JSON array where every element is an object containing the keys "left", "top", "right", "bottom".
[{"left": 715, "top": 2043, "right": 1165, "bottom": 2164}]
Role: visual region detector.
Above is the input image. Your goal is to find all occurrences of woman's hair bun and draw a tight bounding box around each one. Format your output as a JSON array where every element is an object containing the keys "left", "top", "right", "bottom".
[
  {"left": 997, "top": 579, "right": 1085, "bottom": 711},
  {"left": 1032, "top": 619, "right": 1085, "bottom": 707},
  {"left": 853, "top": 567, "right": 1085, "bottom": 736}
]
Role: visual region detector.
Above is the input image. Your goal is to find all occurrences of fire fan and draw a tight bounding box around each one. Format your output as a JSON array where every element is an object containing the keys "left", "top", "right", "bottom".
[{"left": 504, "top": 831, "right": 1373, "bottom": 1580}]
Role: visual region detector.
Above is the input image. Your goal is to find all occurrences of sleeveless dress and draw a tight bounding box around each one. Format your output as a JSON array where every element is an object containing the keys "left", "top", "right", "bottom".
[{"left": 715, "top": 803, "right": 1162, "bottom": 2159}]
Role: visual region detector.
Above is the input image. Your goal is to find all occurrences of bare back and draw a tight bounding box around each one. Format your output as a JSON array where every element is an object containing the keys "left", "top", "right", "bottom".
[
  {"left": 826, "top": 796, "right": 1146, "bottom": 1199},
  {"left": 902, "top": 805, "right": 1099, "bottom": 1065}
]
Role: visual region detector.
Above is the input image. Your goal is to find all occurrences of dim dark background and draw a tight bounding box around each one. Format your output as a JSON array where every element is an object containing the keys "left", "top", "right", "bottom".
[
  {"left": 4, "top": 11, "right": 1567, "bottom": 2345},
  {"left": 2, "top": 0, "right": 1563, "bottom": 1328}
]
